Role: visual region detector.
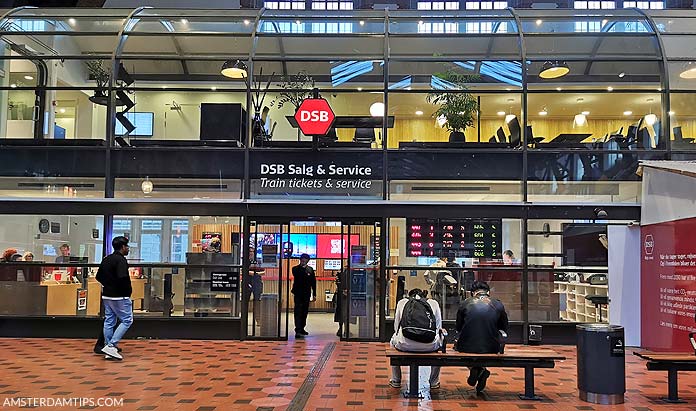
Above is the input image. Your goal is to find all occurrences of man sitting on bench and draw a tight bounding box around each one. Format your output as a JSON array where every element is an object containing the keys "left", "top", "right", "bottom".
[
  {"left": 455, "top": 280, "right": 509, "bottom": 393},
  {"left": 389, "top": 288, "right": 444, "bottom": 390}
]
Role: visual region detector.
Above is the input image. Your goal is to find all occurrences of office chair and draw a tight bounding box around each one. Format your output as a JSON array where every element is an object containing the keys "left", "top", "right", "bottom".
[
  {"left": 353, "top": 128, "right": 375, "bottom": 144},
  {"left": 488, "top": 136, "right": 496, "bottom": 143},
  {"left": 496, "top": 127, "right": 507, "bottom": 143},
  {"left": 508, "top": 117, "right": 521, "bottom": 146}
]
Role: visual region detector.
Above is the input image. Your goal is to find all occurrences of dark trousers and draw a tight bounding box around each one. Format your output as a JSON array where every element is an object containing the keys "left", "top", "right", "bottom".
[{"left": 294, "top": 295, "right": 310, "bottom": 333}]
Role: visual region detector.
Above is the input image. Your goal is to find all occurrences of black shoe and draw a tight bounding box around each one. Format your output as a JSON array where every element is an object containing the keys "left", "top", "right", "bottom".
[
  {"left": 300, "top": 330, "right": 309, "bottom": 336},
  {"left": 476, "top": 369, "right": 491, "bottom": 393},
  {"left": 295, "top": 333, "right": 305, "bottom": 339},
  {"left": 336, "top": 329, "right": 342, "bottom": 337},
  {"left": 467, "top": 367, "right": 481, "bottom": 386}
]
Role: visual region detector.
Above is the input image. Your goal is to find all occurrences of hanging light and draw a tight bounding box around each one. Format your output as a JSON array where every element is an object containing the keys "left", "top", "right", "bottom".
[
  {"left": 574, "top": 113, "right": 587, "bottom": 127},
  {"left": 369, "top": 102, "right": 385, "bottom": 117},
  {"left": 539, "top": 60, "right": 570, "bottom": 79},
  {"left": 680, "top": 62, "right": 696, "bottom": 79},
  {"left": 644, "top": 113, "right": 657, "bottom": 126},
  {"left": 221, "top": 59, "right": 248, "bottom": 79},
  {"left": 141, "top": 177, "right": 153, "bottom": 194}
]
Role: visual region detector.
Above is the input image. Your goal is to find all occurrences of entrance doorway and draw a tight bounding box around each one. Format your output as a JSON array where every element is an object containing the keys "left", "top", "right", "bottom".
[{"left": 242, "top": 219, "right": 383, "bottom": 341}]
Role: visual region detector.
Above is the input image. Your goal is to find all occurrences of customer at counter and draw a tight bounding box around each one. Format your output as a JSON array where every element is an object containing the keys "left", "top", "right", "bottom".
[
  {"left": 96, "top": 236, "right": 132, "bottom": 361},
  {"left": 22, "top": 252, "right": 34, "bottom": 262},
  {"left": 1, "top": 248, "right": 20, "bottom": 262},
  {"left": 55, "top": 244, "right": 71, "bottom": 263}
]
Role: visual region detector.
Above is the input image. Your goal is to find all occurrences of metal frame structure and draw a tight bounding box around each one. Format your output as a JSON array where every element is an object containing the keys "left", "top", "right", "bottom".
[{"left": 0, "top": 7, "right": 694, "bottom": 341}]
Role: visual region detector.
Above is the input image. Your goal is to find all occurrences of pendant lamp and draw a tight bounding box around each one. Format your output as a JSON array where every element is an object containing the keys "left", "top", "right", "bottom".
[{"left": 539, "top": 60, "right": 570, "bottom": 79}]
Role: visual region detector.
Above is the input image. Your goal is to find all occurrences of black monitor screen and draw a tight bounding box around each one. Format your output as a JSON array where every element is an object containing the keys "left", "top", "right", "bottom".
[{"left": 562, "top": 223, "right": 608, "bottom": 266}]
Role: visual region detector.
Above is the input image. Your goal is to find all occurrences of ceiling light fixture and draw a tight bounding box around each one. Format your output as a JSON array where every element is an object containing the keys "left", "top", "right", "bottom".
[
  {"left": 221, "top": 59, "right": 247, "bottom": 79},
  {"left": 359, "top": 20, "right": 365, "bottom": 26},
  {"left": 295, "top": 20, "right": 301, "bottom": 25},
  {"left": 669, "top": 111, "right": 675, "bottom": 116},
  {"left": 607, "top": 86, "right": 614, "bottom": 92},
  {"left": 415, "top": 110, "right": 423, "bottom": 116},
  {"left": 581, "top": 110, "right": 590, "bottom": 115},
  {"left": 497, "top": 111, "right": 506, "bottom": 116},
  {"left": 644, "top": 113, "right": 657, "bottom": 126},
  {"left": 539, "top": 61, "right": 570, "bottom": 79},
  {"left": 680, "top": 62, "right": 696, "bottom": 79},
  {"left": 244, "top": 19, "right": 250, "bottom": 25},
  {"left": 59, "top": 108, "right": 66, "bottom": 114},
  {"left": 357, "top": 87, "right": 363, "bottom": 91},
  {"left": 141, "top": 177, "right": 153, "bottom": 194},
  {"left": 618, "top": 72, "right": 625, "bottom": 78},
  {"left": 10, "top": 83, "right": 16, "bottom": 88},
  {"left": 68, "top": 18, "right": 76, "bottom": 25},
  {"left": 369, "top": 102, "right": 385, "bottom": 117},
  {"left": 180, "top": 19, "right": 188, "bottom": 24},
  {"left": 623, "top": 110, "right": 633, "bottom": 116},
  {"left": 24, "top": 75, "right": 33, "bottom": 80},
  {"left": 211, "top": 86, "right": 217, "bottom": 91},
  {"left": 574, "top": 113, "right": 587, "bottom": 127},
  {"left": 536, "top": 19, "right": 543, "bottom": 26},
  {"left": 539, "top": 109, "right": 548, "bottom": 116},
  {"left": 556, "top": 87, "right": 562, "bottom": 91}
]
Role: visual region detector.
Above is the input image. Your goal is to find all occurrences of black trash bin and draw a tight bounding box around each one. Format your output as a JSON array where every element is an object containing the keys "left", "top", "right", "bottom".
[{"left": 577, "top": 324, "right": 625, "bottom": 404}]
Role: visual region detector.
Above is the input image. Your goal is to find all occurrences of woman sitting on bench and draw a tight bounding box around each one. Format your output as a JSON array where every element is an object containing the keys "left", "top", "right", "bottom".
[{"left": 389, "top": 288, "right": 444, "bottom": 390}]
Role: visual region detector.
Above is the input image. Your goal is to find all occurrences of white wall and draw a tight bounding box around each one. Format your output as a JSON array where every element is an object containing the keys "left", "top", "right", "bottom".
[
  {"left": 0, "top": 216, "right": 104, "bottom": 263},
  {"left": 608, "top": 224, "right": 641, "bottom": 346}
]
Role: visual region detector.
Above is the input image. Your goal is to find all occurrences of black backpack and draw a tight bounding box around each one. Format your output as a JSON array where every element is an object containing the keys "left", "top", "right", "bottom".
[{"left": 399, "top": 298, "right": 437, "bottom": 343}]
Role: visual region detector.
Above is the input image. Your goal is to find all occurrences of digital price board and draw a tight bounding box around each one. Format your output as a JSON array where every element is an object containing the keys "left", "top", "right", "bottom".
[{"left": 406, "top": 218, "right": 502, "bottom": 258}]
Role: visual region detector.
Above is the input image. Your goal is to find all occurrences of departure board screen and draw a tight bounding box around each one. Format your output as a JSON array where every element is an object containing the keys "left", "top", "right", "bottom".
[{"left": 406, "top": 218, "right": 502, "bottom": 258}]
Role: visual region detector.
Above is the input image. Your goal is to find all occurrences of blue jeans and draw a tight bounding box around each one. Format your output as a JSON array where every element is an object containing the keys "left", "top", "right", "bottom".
[{"left": 103, "top": 298, "right": 133, "bottom": 347}]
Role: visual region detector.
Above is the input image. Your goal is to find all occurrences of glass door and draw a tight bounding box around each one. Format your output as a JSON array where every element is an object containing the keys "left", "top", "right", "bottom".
[
  {"left": 244, "top": 219, "right": 289, "bottom": 339},
  {"left": 342, "top": 220, "right": 382, "bottom": 341}
]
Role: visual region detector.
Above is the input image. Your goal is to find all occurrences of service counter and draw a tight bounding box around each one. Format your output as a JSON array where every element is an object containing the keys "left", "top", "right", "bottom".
[
  {"left": 0, "top": 281, "right": 80, "bottom": 315},
  {"left": 86, "top": 277, "right": 147, "bottom": 315}
]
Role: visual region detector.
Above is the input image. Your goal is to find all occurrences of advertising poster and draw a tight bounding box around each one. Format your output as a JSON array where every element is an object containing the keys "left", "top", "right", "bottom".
[{"left": 641, "top": 217, "right": 696, "bottom": 351}]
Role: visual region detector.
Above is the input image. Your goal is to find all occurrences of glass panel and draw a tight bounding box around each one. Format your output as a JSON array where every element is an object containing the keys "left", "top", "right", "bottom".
[
  {"left": 0, "top": 214, "right": 104, "bottom": 317},
  {"left": 388, "top": 60, "right": 523, "bottom": 91},
  {"left": 387, "top": 91, "right": 522, "bottom": 148},
  {"left": 527, "top": 152, "right": 667, "bottom": 203},
  {"left": 652, "top": 17, "right": 696, "bottom": 33},
  {"left": 669, "top": 93, "right": 696, "bottom": 150},
  {"left": 127, "top": 16, "right": 256, "bottom": 34},
  {"left": 345, "top": 221, "right": 380, "bottom": 339},
  {"left": 527, "top": 219, "right": 621, "bottom": 323},
  {"left": 0, "top": 33, "right": 119, "bottom": 57},
  {"left": 120, "top": 34, "right": 253, "bottom": 58},
  {"left": 527, "top": 92, "right": 664, "bottom": 149},
  {"left": 668, "top": 61, "right": 696, "bottom": 90},
  {"left": 661, "top": 35, "right": 696, "bottom": 59},
  {"left": 526, "top": 60, "right": 661, "bottom": 90},
  {"left": 248, "top": 221, "right": 285, "bottom": 338},
  {"left": 51, "top": 89, "right": 108, "bottom": 140},
  {"left": 254, "top": 60, "right": 384, "bottom": 91},
  {"left": 386, "top": 217, "right": 523, "bottom": 321},
  {"left": 113, "top": 216, "right": 243, "bottom": 319}
]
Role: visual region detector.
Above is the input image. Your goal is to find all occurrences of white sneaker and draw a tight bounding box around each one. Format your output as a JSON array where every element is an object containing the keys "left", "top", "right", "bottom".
[{"left": 102, "top": 345, "right": 123, "bottom": 360}]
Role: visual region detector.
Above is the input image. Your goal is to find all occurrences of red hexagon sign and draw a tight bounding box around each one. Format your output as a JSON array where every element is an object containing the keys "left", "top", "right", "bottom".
[{"left": 294, "top": 98, "right": 335, "bottom": 136}]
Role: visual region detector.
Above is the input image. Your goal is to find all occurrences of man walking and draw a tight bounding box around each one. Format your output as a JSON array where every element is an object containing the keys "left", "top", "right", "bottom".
[
  {"left": 96, "top": 236, "right": 133, "bottom": 360},
  {"left": 291, "top": 253, "right": 316, "bottom": 338}
]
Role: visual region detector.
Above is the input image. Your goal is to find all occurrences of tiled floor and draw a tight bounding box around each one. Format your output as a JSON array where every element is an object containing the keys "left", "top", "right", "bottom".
[{"left": 1, "top": 337, "right": 696, "bottom": 411}]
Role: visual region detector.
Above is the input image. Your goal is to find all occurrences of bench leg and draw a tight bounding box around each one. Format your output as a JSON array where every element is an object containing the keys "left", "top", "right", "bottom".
[
  {"left": 518, "top": 366, "right": 542, "bottom": 401},
  {"left": 403, "top": 365, "right": 423, "bottom": 399},
  {"left": 662, "top": 368, "right": 686, "bottom": 404}
]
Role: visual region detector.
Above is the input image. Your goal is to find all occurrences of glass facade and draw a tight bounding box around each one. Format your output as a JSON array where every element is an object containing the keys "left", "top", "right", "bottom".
[{"left": 1, "top": 7, "right": 695, "bottom": 340}]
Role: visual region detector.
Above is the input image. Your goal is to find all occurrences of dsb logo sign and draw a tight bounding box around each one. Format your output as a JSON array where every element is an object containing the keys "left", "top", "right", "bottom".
[{"left": 294, "top": 98, "right": 335, "bottom": 136}]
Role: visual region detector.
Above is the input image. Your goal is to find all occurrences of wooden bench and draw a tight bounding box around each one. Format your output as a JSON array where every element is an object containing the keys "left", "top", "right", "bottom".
[
  {"left": 386, "top": 346, "right": 565, "bottom": 400},
  {"left": 634, "top": 351, "right": 696, "bottom": 403}
]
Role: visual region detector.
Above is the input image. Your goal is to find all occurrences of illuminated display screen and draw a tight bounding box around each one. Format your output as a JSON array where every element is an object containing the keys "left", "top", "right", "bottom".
[{"left": 406, "top": 218, "right": 502, "bottom": 258}]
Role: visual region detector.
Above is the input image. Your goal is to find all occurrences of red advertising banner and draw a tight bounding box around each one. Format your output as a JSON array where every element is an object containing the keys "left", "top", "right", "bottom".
[{"left": 641, "top": 217, "right": 696, "bottom": 351}]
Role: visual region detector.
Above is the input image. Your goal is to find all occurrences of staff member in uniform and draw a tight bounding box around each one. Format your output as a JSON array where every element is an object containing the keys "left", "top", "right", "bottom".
[{"left": 291, "top": 253, "right": 316, "bottom": 338}]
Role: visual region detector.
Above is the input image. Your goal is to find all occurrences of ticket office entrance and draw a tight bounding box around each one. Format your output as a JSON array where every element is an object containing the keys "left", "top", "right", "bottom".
[{"left": 242, "top": 218, "right": 383, "bottom": 341}]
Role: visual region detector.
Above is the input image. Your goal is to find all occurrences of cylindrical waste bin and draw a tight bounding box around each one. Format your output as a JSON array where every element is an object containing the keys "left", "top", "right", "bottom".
[
  {"left": 259, "top": 294, "right": 278, "bottom": 337},
  {"left": 577, "top": 324, "right": 625, "bottom": 404}
]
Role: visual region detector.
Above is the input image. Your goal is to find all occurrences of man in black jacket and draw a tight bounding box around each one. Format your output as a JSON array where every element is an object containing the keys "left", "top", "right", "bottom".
[
  {"left": 455, "top": 280, "right": 508, "bottom": 393},
  {"left": 291, "top": 253, "right": 316, "bottom": 338},
  {"left": 95, "top": 236, "right": 132, "bottom": 361}
]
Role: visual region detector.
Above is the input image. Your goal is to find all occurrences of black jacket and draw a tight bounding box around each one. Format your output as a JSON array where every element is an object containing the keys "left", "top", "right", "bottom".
[
  {"left": 96, "top": 252, "right": 132, "bottom": 298},
  {"left": 291, "top": 264, "right": 316, "bottom": 299},
  {"left": 454, "top": 293, "right": 508, "bottom": 353}
]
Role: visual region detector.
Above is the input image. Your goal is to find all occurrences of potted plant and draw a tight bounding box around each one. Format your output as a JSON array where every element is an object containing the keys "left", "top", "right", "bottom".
[
  {"left": 427, "top": 71, "right": 479, "bottom": 142},
  {"left": 85, "top": 59, "right": 127, "bottom": 106},
  {"left": 270, "top": 70, "right": 316, "bottom": 112}
]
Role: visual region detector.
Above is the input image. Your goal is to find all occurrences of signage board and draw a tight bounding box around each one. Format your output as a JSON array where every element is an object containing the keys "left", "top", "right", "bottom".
[
  {"left": 406, "top": 218, "right": 502, "bottom": 258},
  {"left": 294, "top": 98, "right": 335, "bottom": 136},
  {"left": 211, "top": 271, "right": 239, "bottom": 292}
]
